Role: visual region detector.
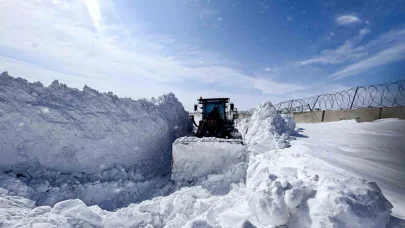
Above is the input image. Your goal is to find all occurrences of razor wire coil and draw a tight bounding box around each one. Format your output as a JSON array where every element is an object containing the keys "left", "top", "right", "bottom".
[{"left": 274, "top": 80, "right": 405, "bottom": 114}]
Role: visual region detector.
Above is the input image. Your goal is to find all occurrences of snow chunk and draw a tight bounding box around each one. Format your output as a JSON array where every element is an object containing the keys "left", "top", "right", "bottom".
[
  {"left": 51, "top": 199, "right": 103, "bottom": 227},
  {"left": 248, "top": 187, "right": 290, "bottom": 226},
  {"left": 308, "top": 178, "right": 393, "bottom": 228}
]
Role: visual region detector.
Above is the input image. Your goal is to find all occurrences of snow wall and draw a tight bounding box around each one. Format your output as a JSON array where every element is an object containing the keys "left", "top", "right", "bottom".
[{"left": 0, "top": 72, "right": 192, "bottom": 176}]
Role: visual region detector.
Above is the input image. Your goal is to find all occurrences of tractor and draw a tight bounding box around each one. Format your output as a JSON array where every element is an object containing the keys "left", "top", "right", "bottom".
[{"left": 189, "top": 97, "right": 242, "bottom": 139}]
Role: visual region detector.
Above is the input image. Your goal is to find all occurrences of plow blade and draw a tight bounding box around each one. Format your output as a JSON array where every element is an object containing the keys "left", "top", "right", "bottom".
[{"left": 171, "top": 137, "right": 248, "bottom": 182}]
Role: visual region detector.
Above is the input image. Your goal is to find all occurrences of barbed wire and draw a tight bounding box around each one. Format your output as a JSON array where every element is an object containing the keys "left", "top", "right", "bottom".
[{"left": 274, "top": 80, "right": 405, "bottom": 114}]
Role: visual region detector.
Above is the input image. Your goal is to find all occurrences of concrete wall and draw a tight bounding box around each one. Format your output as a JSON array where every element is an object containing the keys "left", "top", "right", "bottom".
[
  {"left": 292, "top": 106, "right": 405, "bottom": 123},
  {"left": 293, "top": 111, "right": 324, "bottom": 123},
  {"left": 380, "top": 106, "right": 405, "bottom": 119},
  {"left": 323, "top": 108, "right": 381, "bottom": 123}
]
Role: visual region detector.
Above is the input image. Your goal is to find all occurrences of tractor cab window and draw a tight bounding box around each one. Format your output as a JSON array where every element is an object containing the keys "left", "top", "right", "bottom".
[{"left": 203, "top": 103, "right": 225, "bottom": 120}]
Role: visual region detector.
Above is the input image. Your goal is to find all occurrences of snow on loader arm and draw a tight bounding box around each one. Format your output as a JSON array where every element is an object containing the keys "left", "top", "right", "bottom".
[{"left": 171, "top": 98, "right": 247, "bottom": 183}]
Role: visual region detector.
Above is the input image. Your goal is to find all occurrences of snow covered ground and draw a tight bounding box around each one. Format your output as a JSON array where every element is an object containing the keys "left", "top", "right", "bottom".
[
  {"left": 1, "top": 98, "right": 402, "bottom": 227},
  {"left": 293, "top": 119, "right": 405, "bottom": 219}
]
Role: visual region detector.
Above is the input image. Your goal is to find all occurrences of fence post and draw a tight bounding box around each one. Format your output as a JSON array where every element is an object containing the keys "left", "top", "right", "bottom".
[
  {"left": 350, "top": 87, "right": 359, "bottom": 109},
  {"left": 289, "top": 100, "right": 294, "bottom": 113},
  {"left": 321, "top": 110, "right": 325, "bottom": 122},
  {"left": 312, "top": 95, "right": 320, "bottom": 111}
]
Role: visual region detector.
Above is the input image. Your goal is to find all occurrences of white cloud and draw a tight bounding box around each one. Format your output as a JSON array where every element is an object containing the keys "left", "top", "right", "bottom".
[
  {"left": 0, "top": 0, "right": 304, "bottom": 109},
  {"left": 253, "top": 78, "right": 305, "bottom": 95},
  {"left": 297, "top": 40, "right": 367, "bottom": 66},
  {"left": 298, "top": 28, "right": 405, "bottom": 67},
  {"left": 327, "top": 29, "right": 405, "bottom": 79},
  {"left": 83, "top": 0, "right": 102, "bottom": 32},
  {"left": 297, "top": 29, "right": 372, "bottom": 66},
  {"left": 359, "top": 28, "right": 371, "bottom": 36},
  {"left": 0, "top": 1, "right": 247, "bottom": 87},
  {"left": 297, "top": 28, "right": 405, "bottom": 79},
  {"left": 264, "top": 67, "right": 279, "bottom": 72},
  {"left": 336, "top": 15, "right": 361, "bottom": 25},
  {"left": 330, "top": 43, "right": 405, "bottom": 79}
]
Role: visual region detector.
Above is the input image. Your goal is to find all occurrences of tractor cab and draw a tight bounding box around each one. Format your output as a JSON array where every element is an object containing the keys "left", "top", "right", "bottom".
[
  {"left": 190, "top": 97, "right": 240, "bottom": 139},
  {"left": 197, "top": 98, "right": 227, "bottom": 120}
]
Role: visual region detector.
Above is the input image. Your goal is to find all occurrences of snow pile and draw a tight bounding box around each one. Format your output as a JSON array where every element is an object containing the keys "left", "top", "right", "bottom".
[
  {"left": 294, "top": 119, "right": 405, "bottom": 218},
  {"left": 238, "top": 101, "right": 296, "bottom": 151},
  {"left": 240, "top": 102, "right": 393, "bottom": 227},
  {"left": 246, "top": 155, "right": 393, "bottom": 227},
  {"left": 0, "top": 72, "right": 191, "bottom": 210},
  {"left": 0, "top": 175, "right": 394, "bottom": 228},
  {"left": 171, "top": 137, "right": 248, "bottom": 194},
  {"left": 0, "top": 72, "right": 191, "bottom": 175},
  {"left": 308, "top": 178, "right": 393, "bottom": 228}
]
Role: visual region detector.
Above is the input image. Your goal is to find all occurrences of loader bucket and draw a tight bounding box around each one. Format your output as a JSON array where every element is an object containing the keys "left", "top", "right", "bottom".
[{"left": 171, "top": 137, "right": 248, "bottom": 182}]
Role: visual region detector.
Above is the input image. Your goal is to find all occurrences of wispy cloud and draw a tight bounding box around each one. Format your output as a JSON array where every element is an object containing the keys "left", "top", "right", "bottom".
[
  {"left": 336, "top": 15, "right": 361, "bottom": 25},
  {"left": 253, "top": 77, "right": 305, "bottom": 94},
  {"left": 297, "top": 29, "right": 371, "bottom": 66},
  {"left": 297, "top": 28, "right": 405, "bottom": 79},
  {"left": 330, "top": 43, "right": 405, "bottom": 79},
  {"left": 264, "top": 66, "right": 279, "bottom": 72},
  {"left": 0, "top": 0, "right": 303, "bottom": 108},
  {"left": 0, "top": 1, "right": 244, "bottom": 86},
  {"left": 359, "top": 28, "right": 371, "bottom": 36},
  {"left": 329, "top": 29, "right": 405, "bottom": 79}
]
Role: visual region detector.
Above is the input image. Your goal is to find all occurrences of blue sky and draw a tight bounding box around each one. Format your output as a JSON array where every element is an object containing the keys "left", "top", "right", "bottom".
[{"left": 0, "top": 0, "right": 404, "bottom": 110}]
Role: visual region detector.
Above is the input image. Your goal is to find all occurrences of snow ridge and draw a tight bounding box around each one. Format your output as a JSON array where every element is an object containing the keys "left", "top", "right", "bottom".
[{"left": 0, "top": 71, "right": 192, "bottom": 175}]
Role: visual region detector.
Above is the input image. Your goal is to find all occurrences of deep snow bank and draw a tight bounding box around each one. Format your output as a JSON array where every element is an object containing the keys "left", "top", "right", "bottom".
[{"left": 0, "top": 72, "right": 191, "bottom": 175}]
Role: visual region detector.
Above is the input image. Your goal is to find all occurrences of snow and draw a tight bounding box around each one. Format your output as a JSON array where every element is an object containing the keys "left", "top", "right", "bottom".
[
  {"left": 0, "top": 77, "right": 403, "bottom": 228},
  {"left": 0, "top": 72, "right": 192, "bottom": 175},
  {"left": 293, "top": 119, "right": 405, "bottom": 219},
  {"left": 0, "top": 72, "right": 191, "bottom": 210},
  {"left": 172, "top": 137, "right": 248, "bottom": 194},
  {"left": 238, "top": 101, "right": 296, "bottom": 152}
]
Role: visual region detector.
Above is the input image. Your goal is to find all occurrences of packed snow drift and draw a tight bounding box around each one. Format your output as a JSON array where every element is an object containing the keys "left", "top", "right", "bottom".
[
  {"left": 294, "top": 119, "right": 405, "bottom": 219},
  {"left": 1, "top": 97, "right": 399, "bottom": 227},
  {"left": 0, "top": 72, "right": 191, "bottom": 175},
  {"left": 0, "top": 72, "right": 191, "bottom": 209}
]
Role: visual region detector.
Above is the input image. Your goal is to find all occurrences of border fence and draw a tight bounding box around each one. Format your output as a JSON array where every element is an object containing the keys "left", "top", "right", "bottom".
[{"left": 274, "top": 80, "right": 405, "bottom": 114}]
